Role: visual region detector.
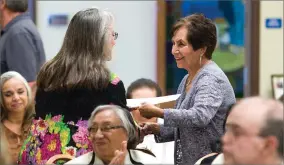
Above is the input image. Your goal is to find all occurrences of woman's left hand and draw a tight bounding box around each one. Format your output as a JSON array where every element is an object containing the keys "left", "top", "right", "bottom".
[{"left": 138, "top": 103, "right": 164, "bottom": 119}]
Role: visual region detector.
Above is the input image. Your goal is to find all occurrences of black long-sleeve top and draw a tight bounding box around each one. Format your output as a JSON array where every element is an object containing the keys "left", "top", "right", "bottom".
[{"left": 35, "top": 74, "right": 127, "bottom": 122}]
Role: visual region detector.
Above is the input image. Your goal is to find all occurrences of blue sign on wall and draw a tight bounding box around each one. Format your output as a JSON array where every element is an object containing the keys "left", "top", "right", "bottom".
[
  {"left": 48, "top": 15, "right": 69, "bottom": 26},
  {"left": 265, "top": 18, "right": 282, "bottom": 29}
]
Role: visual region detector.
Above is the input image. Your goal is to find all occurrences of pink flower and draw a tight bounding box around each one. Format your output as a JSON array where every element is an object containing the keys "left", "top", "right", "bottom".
[
  {"left": 31, "top": 119, "right": 48, "bottom": 139},
  {"left": 77, "top": 126, "right": 88, "bottom": 135},
  {"left": 72, "top": 122, "right": 90, "bottom": 146},
  {"left": 40, "top": 134, "right": 62, "bottom": 161},
  {"left": 19, "top": 151, "right": 28, "bottom": 164},
  {"left": 72, "top": 130, "right": 89, "bottom": 145},
  {"left": 52, "top": 115, "right": 63, "bottom": 122}
]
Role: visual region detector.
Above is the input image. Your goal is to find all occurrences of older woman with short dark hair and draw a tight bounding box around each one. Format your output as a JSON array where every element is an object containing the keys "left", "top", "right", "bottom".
[
  {"left": 65, "top": 105, "right": 158, "bottom": 164},
  {"left": 138, "top": 13, "right": 236, "bottom": 165}
]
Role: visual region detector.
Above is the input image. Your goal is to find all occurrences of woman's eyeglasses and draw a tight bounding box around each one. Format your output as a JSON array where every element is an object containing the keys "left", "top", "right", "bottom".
[
  {"left": 88, "top": 125, "right": 124, "bottom": 134},
  {"left": 112, "top": 32, "right": 118, "bottom": 40}
]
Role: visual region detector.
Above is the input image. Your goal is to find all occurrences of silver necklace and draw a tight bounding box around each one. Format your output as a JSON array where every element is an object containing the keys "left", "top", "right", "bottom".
[{"left": 186, "top": 78, "right": 192, "bottom": 87}]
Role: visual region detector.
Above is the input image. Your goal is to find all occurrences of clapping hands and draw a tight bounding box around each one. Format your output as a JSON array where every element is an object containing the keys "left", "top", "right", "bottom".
[{"left": 109, "top": 141, "right": 128, "bottom": 165}]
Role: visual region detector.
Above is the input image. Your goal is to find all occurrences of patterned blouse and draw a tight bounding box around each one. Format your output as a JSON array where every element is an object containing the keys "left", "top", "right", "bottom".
[{"left": 18, "top": 73, "right": 128, "bottom": 164}]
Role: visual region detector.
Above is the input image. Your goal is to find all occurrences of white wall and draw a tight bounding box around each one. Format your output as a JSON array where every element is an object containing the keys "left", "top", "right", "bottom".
[
  {"left": 259, "top": 1, "right": 283, "bottom": 97},
  {"left": 36, "top": 1, "right": 157, "bottom": 88}
]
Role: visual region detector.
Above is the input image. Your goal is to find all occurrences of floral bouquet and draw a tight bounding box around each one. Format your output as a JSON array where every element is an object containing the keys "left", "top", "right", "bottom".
[{"left": 18, "top": 114, "right": 93, "bottom": 165}]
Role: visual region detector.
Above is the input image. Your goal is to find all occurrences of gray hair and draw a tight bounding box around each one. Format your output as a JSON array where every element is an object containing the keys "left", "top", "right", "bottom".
[
  {"left": 0, "top": 71, "right": 34, "bottom": 121},
  {"left": 98, "top": 7, "right": 115, "bottom": 61},
  {"left": 37, "top": 7, "right": 115, "bottom": 90},
  {"left": 88, "top": 105, "right": 137, "bottom": 144},
  {"left": 4, "top": 0, "right": 28, "bottom": 12},
  {"left": 83, "top": 6, "right": 114, "bottom": 61}
]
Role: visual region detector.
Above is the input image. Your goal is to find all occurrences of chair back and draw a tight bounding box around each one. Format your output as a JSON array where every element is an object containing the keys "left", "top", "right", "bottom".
[{"left": 46, "top": 154, "right": 74, "bottom": 164}]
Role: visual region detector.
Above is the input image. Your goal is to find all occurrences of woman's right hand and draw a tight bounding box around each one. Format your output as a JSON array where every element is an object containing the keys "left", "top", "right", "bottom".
[
  {"left": 139, "top": 122, "right": 160, "bottom": 135},
  {"left": 109, "top": 141, "right": 128, "bottom": 165}
]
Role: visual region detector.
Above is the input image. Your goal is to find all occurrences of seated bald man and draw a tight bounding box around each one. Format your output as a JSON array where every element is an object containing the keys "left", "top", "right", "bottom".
[{"left": 222, "top": 97, "right": 283, "bottom": 165}]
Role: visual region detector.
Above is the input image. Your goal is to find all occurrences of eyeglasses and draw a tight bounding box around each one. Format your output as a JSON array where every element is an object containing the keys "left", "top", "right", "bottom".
[
  {"left": 112, "top": 32, "right": 118, "bottom": 40},
  {"left": 88, "top": 125, "right": 124, "bottom": 134}
]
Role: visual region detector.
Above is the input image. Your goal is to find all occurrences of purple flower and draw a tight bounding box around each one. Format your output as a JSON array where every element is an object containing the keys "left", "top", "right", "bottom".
[
  {"left": 76, "top": 120, "right": 88, "bottom": 128},
  {"left": 76, "top": 148, "right": 89, "bottom": 157}
]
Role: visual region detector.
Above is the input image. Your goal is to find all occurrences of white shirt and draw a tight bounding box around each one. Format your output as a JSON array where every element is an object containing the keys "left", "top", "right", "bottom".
[
  {"left": 65, "top": 150, "right": 159, "bottom": 164},
  {"left": 137, "top": 118, "right": 175, "bottom": 164},
  {"left": 211, "top": 153, "right": 224, "bottom": 164}
]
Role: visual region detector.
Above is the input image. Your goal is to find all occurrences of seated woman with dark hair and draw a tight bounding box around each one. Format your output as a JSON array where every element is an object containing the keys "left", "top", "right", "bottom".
[{"left": 65, "top": 105, "right": 158, "bottom": 164}]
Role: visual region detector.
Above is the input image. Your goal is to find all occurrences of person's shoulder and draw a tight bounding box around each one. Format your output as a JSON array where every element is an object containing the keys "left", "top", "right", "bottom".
[
  {"left": 65, "top": 151, "right": 93, "bottom": 164},
  {"left": 109, "top": 72, "right": 123, "bottom": 86},
  {"left": 195, "top": 73, "right": 219, "bottom": 86},
  {"left": 8, "top": 21, "right": 29, "bottom": 34},
  {"left": 200, "top": 61, "right": 228, "bottom": 81},
  {"left": 8, "top": 19, "right": 39, "bottom": 39},
  {"left": 129, "top": 149, "right": 159, "bottom": 164},
  {"left": 194, "top": 63, "right": 226, "bottom": 86},
  {"left": 13, "top": 16, "right": 37, "bottom": 30}
]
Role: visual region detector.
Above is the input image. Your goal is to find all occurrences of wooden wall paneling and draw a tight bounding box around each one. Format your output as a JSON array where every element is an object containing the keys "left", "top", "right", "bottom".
[{"left": 157, "top": 0, "right": 166, "bottom": 95}]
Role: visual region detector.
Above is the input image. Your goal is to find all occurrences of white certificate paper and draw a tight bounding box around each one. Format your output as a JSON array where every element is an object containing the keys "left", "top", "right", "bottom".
[{"left": 127, "top": 94, "right": 181, "bottom": 108}]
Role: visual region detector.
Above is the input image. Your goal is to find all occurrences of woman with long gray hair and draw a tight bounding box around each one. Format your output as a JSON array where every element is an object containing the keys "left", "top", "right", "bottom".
[
  {"left": 36, "top": 7, "right": 127, "bottom": 122},
  {"left": 66, "top": 105, "right": 158, "bottom": 164},
  {"left": 18, "top": 7, "right": 128, "bottom": 164}
]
